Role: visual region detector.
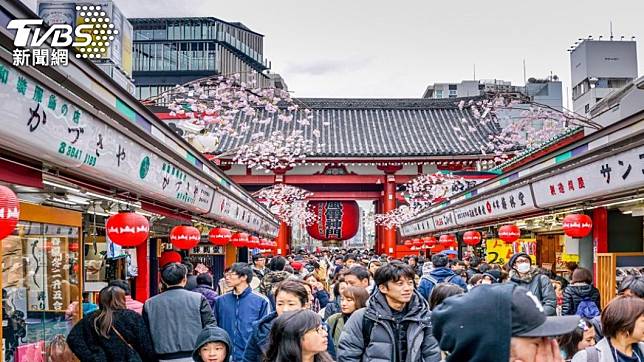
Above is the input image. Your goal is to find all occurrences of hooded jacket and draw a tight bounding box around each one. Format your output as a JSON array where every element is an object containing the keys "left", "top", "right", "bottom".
[
  {"left": 561, "top": 283, "right": 601, "bottom": 316},
  {"left": 192, "top": 326, "right": 232, "bottom": 362},
  {"left": 417, "top": 267, "right": 467, "bottom": 301},
  {"left": 193, "top": 284, "right": 218, "bottom": 313},
  {"left": 337, "top": 289, "right": 441, "bottom": 362},
  {"left": 571, "top": 337, "right": 644, "bottom": 362},
  {"left": 508, "top": 268, "right": 557, "bottom": 316},
  {"left": 432, "top": 283, "right": 514, "bottom": 362},
  {"left": 242, "top": 311, "right": 336, "bottom": 362},
  {"left": 214, "top": 286, "right": 271, "bottom": 362}
]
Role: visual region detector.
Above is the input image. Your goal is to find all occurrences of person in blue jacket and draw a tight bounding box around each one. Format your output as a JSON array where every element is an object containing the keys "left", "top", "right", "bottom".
[
  {"left": 418, "top": 253, "right": 467, "bottom": 301},
  {"left": 214, "top": 263, "right": 271, "bottom": 362},
  {"left": 242, "top": 279, "right": 335, "bottom": 362}
]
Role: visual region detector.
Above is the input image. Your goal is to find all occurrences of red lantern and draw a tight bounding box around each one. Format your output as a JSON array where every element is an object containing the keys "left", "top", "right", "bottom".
[
  {"left": 423, "top": 236, "right": 437, "bottom": 247},
  {"left": 412, "top": 238, "right": 423, "bottom": 248},
  {"left": 248, "top": 235, "right": 260, "bottom": 248},
  {"left": 159, "top": 250, "right": 182, "bottom": 267},
  {"left": 170, "top": 225, "right": 201, "bottom": 249},
  {"left": 499, "top": 224, "right": 521, "bottom": 243},
  {"left": 208, "top": 228, "right": 232, "bottom": 246},
  {"left": 69, "top": 242, "right": 79, "bottom": 253},
  {"left": 106, "top": 211, "right": 149, "bottom": 247},
  {"left": 463, "top": 231, "right": 482, "bottom": 246},
  {"left": 0, "top": 185, "right": 20, "bottom": 240},
  {"left": 231, "top": 232, "right": 250, "bottom": 248},
  {"left": 403, "top": 239, "right": 413, "bottom": 247},
  {"left": 306, "top": 201, "right": 360, "bottom": 241},
  {"left": 431, "top": 244, "right": 445, "bottom": 253},
  {"left": 439, "top": 234, "right": 456, "bottom": 244},
  {"left": 562, "top": 214, "right": 593, "bottom": 238}
]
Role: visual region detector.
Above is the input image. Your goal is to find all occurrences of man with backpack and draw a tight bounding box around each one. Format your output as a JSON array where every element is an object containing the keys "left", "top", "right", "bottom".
[
  {"left": 418, "top": 253, "right": 467, "bottom": 301},
  {"left": 337, "top": 261, "right": 441, "bottom": 362},
  {"left": 561, "top": 267, "right": 601, "bottom": 318}
]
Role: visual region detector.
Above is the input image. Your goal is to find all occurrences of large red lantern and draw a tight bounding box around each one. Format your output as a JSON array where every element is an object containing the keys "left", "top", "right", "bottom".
[
  {"left": 412, "top": 238, "right": 423, "bottom": 248},
  {"left": 159, "top": 250, "right": 182, "bottom": 267},
  {"left": 106, "top": 211, "right": 149, "bottom": 247},
  {"left": 170, "top": 225, "right": 201, "bottom": 249},
  {"left": 403, "top": 239, "right": 413, "bottom": 247},
  {"left": 231, "top": 232, "right": 250, "bottom": 248},
  {"left": 439, "top": 234, "right": 457, "bottom": 247},
  {"left": 499, "top": 224, "right": 521, "bottom": 243},
  {"left": 423, "top": 236, "right": 437, "bottom": 247},
  {"left": 208, "top": 228, "right": 232, "bottom": 246},
  {"left": 562, "top": 214, "right": 593, "bottom": 238},
  {"left": 431, "top": 244, "right": 445, "bottom": 253},
  {"left": 306, "top": 201, "right": 360, "bottom": 241},
  {"left": 0, "top": 185, "right": 20, "bottom": 240},
  {"left": 463, "top": 231, "right": 482, "bottom": 246}
]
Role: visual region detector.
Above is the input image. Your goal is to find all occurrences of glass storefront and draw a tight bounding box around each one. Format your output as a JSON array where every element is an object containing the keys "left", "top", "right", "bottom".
[{"left": 2, "top": 210, "right": 81, "bottom": 362}]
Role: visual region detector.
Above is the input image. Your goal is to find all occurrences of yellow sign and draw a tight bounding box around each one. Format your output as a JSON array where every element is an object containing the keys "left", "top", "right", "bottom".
[{"left": 486, "top": 238, "right": 537, "bottom": 265}]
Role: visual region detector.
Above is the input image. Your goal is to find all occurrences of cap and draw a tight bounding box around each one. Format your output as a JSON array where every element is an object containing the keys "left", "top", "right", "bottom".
[
  {"left": 511, "top": 287, "right": 580, "bottom": 337},
  {"left": 290, "top": 261, "right": 303, "bottom": 271},
  {"left": 483, "top": 270, "right": 501, "bottom": 283}
]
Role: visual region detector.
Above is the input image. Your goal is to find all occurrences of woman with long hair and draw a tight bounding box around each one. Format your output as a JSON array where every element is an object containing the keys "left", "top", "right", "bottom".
[
  {"left": 557, "top": 319, "right": 596, "bottom": 361},
  {"left": 326, "top": 286, "right": 369, "bottom": 350},
  {"left": 67, "top": 286, "right": 156, "bottom": 361},
  {"left": 264, "top": 309, "right": 334, "bottom": 362}
]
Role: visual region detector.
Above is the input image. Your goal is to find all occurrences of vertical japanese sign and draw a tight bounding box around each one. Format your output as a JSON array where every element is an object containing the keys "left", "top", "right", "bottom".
[{"left": 46, "top": 237, "right": 70, "bottom": 311}]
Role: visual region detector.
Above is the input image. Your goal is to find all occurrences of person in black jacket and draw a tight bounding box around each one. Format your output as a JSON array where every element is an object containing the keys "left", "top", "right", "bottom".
[
  {"left": 507, "top": 253, "right": 557, "bottom": 316},
  {"left": 67, "top": 286, "right": 156, "bottom": 362},
  {"left": 562, "top": 267, "right": 601, "bottom": 316}
]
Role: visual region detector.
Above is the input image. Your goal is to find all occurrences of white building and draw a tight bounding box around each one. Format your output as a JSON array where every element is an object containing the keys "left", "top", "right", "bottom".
[{"left": 570, "top": 39, "right": 638, "bottom": 116}]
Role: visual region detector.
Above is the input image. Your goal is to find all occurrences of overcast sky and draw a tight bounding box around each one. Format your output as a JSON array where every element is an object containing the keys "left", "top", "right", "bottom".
[{"left": 22, "top": 0, "right": 643, "bottom": 101}]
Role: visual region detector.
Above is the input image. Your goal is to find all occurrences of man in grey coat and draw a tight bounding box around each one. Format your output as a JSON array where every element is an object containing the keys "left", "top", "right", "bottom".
[
  {"left": 144, "top": 263, "right": 216, "bottom": 362},
  {"left": 337, "top": 261, "right": 441, "bottom": 362}
]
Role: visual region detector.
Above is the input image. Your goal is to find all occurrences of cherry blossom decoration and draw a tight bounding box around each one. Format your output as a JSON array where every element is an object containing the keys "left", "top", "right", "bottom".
[
  {"left": 375, "top": 173, "right": 468, "bottom": 229},
  {"left": 253, "top": 184, "right": 315, "bottom": 226},
  {"left": 151, "top": 73, "right": 328, "bottom": 170}
]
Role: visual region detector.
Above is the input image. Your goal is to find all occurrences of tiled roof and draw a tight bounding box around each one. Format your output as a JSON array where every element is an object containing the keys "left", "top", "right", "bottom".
[{"left": 215, "top": 97, "right": 501, "bottom": 158}]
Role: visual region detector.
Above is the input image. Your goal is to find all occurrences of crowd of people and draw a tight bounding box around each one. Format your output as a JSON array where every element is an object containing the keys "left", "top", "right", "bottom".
[{"left": 65, "top": 249, "right": 644, "bottom": 362}]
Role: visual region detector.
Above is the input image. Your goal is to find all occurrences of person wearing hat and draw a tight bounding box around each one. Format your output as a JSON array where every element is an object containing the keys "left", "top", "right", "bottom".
[
  {"left": 432, "top": 283, "right": 580, "bottom": 362},
  {"left": 192, "top": 326, "right": 232, "bottom": 362},
  {"left": 481, "top": 270, "right": 501, "bottom": 284},
  {"left": 508, "top": 252, "right": 557, "bottom": 316}
]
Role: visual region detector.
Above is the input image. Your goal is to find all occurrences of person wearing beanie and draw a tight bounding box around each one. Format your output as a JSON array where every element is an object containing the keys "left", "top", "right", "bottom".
[
  {"left": 507, "top": 252, "right": 557, "bottom": 316},
  {"left": 481, "top": 270, "right": 502, "bottom": 284},
  {"left": 432, "top": 283, "right": 580, "bottom": 362},
  {"left": 192, "top": 325, "right": 232, "bottom": 362}
]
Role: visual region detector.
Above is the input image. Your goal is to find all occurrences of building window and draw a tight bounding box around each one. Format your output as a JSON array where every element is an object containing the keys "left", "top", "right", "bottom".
[
  {"left": 448, "top": 84, "right": 457, "bottom": 90},
  {"left": 435, "top": 90, "right": 443, "bottom": 98},
  {"left": 449, "top": 89, "right": 457, "bottom": 98}
]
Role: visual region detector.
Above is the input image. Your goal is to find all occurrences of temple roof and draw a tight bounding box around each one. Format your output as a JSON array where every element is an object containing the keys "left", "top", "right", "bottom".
[{"left": 215, "top": 97, "right": 501, "bottom": 158}]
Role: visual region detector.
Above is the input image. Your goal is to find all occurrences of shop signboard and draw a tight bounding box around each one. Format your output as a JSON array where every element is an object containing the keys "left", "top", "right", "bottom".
[
  {"left": 402, "top": 217, "right": 436, "bottom": 236},
  {"left": 532, "top": 145, "right": 644, "bottom": 208},
  {"left": 0, "top": 59, "right": 215, "bottom": 214},
  {"left": 453, "top": 185, "right": 538, "bottom": 227},
  {"left": 485, "top": 238, "right": 537, "bottom": 265},
  {"left": 432, "top": 210, "right": 457, "bottom": 231}
]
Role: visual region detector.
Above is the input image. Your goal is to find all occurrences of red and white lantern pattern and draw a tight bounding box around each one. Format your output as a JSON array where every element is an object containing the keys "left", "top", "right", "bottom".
[
  {"left": 106, "top": 212, "right": 149, "bottom": 247},
  {"left": 562, "top": 214, "right": 593, "bottom": 238},
  {"left": 463, "top": 231, "right": 482, "bottom": 246},
  {"left": 498, "top": 224, "right": 521, "bottom": 243},
  {"left": 208, "top": 228, "right": 232, "bottom": 246},
  {"left": 170, "top": 225, "right": 201, "bottom": 250},
  {"left": 0, "top": 185, "right": 20, "bottom": 240}
]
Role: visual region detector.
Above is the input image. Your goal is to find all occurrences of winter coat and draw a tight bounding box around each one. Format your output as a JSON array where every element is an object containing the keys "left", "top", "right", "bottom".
[
  {"left": 417, "top": 267, "right": 467, "bottom": 301},
  {"left": 561, "top": 283, "right": 600, "bottom": 316},
  {"left": 242, "top": 311, "right": 336, "bottom": 362},
  {"left": 314, "top": 289, "right": 331, "bottom": 309},
  {"left": 337, "top": 289, "right": 441, "bottom": 362},
  {"left": 327, "top": 313, "right": 347, "bottom": 351},
  {"left": 571, "top": 337, "right": 644, "bottom": 362},
  {"left": 508, "top": 268, "right": 557, "bottom": 316},
  {"left": 324, "top": 299, "right": 341, "bottom": 320},
  {"left": 258, "top": 270, "right": 292, "bottom": 309},
  {"left": 125, "top": 296, "right": 144, "bottom": 315},
  {"left": 185, "top": 275, "right": 198, "bottom": 291},
  {"left": 214, "top": 287, "right": 271, "bottom": 362},
  {"left": 193, "top": 284, "right": 218, "bottom": 313},
  {"left": 192, "top": 326, "right": 232, "bottom": 362},
  {"left": 562, "top": 283, "right": 601, "bottom": 316},
  {"left": 67, "top": 309, "right": 156, "bottom": 362}
]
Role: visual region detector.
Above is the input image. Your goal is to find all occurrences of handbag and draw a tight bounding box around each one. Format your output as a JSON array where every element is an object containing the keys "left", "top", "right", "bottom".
[{"left": 112, "top": 326, "right": 143, "bottom": 362}]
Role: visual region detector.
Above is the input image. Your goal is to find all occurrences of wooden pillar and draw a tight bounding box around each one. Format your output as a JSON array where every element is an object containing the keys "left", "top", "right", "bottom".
[
  {"left": 377, "top": 165, "right": 402, "bottom": 256},
  {"left": 135, "top": 240, "right": 149, "bottom": 302},
  {"left": 593, "top": 207, "right": 608, "bottom": 253},
  {"left": 273, "top": 166, "right": 292, "bottom": 256}
]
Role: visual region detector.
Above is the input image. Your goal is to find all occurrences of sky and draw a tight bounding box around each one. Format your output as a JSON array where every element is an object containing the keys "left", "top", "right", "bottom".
[{"left": 21, "top": 0, "right": 644, "bottom": 101}]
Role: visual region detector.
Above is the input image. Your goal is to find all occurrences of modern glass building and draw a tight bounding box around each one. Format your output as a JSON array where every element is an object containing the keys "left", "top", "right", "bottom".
[{"left": 130, "top": 17, "right": 271, "bottom": 101}]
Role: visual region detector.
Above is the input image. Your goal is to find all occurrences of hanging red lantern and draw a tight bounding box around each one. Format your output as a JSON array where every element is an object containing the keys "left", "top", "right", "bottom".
[
  {"left": 439, "top": 234, "right": 456, "bottom": 244},
  {"left": 231, "top": 232, "right": 250, "bottom": 248},
  {"left": 208, "top": 227, "right": 232, "bottom": 246},
  {"left": 423, "top": 236, "right": 437, "bottom": 247},
  {"left": 0, "top": 185, "right": 20, "bottom": 241},
  {"left": 403, "top": 239, "right": 413, "bottom": 247},
  {"left": 248, "top": 235, "right": 260, "bottom": 248},
  {"left": 159, "top": 250, "right": 182, "bottom": 268},
  {"left": 68, "top": 242, "right": 80, "bottom": 253},
  {"left": 106, "top": 211, "right": 149, "bottom": 247},
  {"left": 562, "top": 214, "right": 593, "bottom": 238},
  {"left": 307, "top": 201, "right": 360, "bottom": 241},
  {"left": 431, "top": 244, "right": 445, "bottom": 253},
  {"left": 412, "top": 238, "right": 423, "bottom": 248},
  {"left": 170, "top": 225, "right": 201, "bottom": 249},
  {"left": 462, "top": 231, "right": 482, "bottom": 246},
  {"left": 499, "top": 224, "right": 521, "bottom": 243}
]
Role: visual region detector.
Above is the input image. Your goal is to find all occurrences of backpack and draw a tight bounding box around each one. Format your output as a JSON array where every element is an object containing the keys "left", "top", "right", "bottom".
[
  {"left": 421, "top": 274, "right": 457, "bottom": 300},
  {"left": 576, "top": 298, "right": 600, "bottom": 319}
]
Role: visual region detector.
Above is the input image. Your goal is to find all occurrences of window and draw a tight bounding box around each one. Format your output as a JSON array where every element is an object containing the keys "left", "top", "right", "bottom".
[
  {"left": 449, "top": 89, "right": 457, "bottom": 98},
  {"left": 448, "top": 84, "right": 457, "bottom": 90},
  {"left": 435, "top": 90, "right": 443, "bottom": 98}
]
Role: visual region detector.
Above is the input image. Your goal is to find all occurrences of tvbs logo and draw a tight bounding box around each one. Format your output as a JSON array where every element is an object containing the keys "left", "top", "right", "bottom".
[{"left": 8, "top": 4, "right": 118, "bottom": 66}]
